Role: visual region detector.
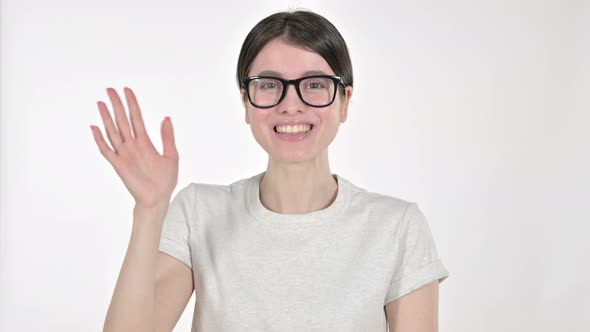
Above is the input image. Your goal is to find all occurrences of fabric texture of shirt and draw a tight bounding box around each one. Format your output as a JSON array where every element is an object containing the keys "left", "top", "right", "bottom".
[{"left": 159, "top": 171, "right": 450, "bottom": 331}]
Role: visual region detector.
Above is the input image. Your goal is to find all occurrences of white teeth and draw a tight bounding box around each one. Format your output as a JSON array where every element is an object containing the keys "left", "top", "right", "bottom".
[{"left": 275, "top": 124, "right": 312, "bottom": 134}]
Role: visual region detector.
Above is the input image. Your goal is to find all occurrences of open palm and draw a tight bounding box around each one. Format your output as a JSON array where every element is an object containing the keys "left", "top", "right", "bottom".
[{"left": 90, "top": 87, "right": 179, "bottom": 209}]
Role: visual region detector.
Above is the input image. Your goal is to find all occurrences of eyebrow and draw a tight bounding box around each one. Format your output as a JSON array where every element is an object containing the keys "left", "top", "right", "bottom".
[{"left": 256, "top": 70, "right": 328, "bottom": 77}]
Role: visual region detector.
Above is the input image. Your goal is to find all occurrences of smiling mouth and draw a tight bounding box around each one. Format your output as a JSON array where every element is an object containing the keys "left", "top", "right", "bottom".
[{"left": 273, "top": 125, "right": 314, "bottom": 134}]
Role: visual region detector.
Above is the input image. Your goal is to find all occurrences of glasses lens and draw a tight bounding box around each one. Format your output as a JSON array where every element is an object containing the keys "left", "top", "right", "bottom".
[
  {"left": 300, "top": 77, "right": 335, "bottom": 106},
  {"left": 248, "top": 78, "right": 283, "bottom": 107}
]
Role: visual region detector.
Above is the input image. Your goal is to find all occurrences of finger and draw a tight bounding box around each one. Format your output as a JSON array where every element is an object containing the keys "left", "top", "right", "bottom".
[
  {"left": 97, "top": 100, "right": 123, "bottom": 151},
  {"left": 90, "top": 125, "right": 118, "bottom": 163},
  {"left": 107, "top": 87, "right": 133, "bottom": 142},
  {"left": 123, "top": 87, "right": 148, "bottom": 139},
  {"left": 161, "top": 116, "right": 179, "bottom": 160}
]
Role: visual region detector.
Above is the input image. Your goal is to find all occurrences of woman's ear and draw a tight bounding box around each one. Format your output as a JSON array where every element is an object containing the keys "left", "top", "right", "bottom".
[
  {"left": 242, "top": 89, "right": 250, "bottom": 125},
  {"left": 241, "top": 88, "right": 248, "bottom": 107},
  {"left": 339, "top": 86, "right": 353, "bottom": 123}
]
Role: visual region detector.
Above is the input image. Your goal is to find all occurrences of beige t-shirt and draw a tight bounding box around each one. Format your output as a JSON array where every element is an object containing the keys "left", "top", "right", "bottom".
[{"left": 159, "top": 171, "right": 449, "bottom": 331}]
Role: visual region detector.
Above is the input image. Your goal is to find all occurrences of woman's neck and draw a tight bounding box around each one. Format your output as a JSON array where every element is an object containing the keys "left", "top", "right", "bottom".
[{"left": 259, "top": 165, "right": 338, "bottom": 215}]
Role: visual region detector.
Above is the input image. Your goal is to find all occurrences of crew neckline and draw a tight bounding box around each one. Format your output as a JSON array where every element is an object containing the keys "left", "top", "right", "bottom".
[{"left": 245, "top": 171, "right": 351, "bottom": 229}]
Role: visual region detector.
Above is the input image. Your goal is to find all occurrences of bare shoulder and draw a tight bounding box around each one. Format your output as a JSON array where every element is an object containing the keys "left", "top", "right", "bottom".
[{"left": 385, "top": 280, "right": 439, "bottom": 332}]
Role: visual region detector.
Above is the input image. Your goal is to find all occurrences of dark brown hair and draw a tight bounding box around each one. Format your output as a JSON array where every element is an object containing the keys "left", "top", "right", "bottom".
[{"left": 236, "top": 9, "right": 353, "bottom": 96}]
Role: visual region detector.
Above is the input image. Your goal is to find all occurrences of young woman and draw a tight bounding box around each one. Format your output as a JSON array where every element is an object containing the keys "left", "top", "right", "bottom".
[{"left": 92, "top": 9, "right": 449, "bottom": 332}]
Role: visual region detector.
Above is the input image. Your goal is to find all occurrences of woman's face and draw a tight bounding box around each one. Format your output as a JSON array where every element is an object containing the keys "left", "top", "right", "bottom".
[{"left": 241, "top": 38, "right": 353, "bottom": 164}]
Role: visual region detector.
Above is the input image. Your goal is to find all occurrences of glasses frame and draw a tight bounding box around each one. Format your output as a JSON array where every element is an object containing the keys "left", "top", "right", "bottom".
[{"left": 241, "top": 74, "right": 345, "bottom": 109}]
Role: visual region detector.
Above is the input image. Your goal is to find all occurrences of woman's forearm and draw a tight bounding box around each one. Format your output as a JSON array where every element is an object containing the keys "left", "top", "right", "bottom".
[{"left": 103, "top": 203, "right": 169, "bottom": 332}]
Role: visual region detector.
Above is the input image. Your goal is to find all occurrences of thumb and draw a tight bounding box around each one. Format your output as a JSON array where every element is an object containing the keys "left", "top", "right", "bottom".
[{"left": 161, "top": 116, "right": 179, "bottom": 160}]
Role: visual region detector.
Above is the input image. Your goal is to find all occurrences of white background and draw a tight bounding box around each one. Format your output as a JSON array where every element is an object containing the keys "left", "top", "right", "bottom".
[{"left": 1, "top": 0, "right": 589, "bottom": 331}]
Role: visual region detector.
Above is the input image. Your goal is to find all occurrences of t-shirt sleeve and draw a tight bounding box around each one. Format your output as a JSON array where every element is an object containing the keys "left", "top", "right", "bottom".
[
  {"left": 158, "top": 183, "right": 195, "bottom": 269},
  {"left": 384, "top": 202, "right": 450, "bottom": 305}
]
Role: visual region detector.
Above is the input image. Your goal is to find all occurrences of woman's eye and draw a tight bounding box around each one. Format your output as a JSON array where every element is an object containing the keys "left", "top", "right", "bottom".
[
  {"left": 307, "top": 82, "right": 325, "bottom": 89},
  {"left": 260, "top": 81, "right": 278, "bottom": 89}
]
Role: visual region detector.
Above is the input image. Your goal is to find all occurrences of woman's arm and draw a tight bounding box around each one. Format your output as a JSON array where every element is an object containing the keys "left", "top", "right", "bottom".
[
  {"left": 103, "top": 204, "right": 168, "bottom": 332},
  {"left": 385, "top": 280, "right": 440, "bottom": 332}
]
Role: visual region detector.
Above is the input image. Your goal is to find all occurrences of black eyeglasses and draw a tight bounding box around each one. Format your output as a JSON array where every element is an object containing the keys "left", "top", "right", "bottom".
[{"left": 241, "top": 75, "right": 345, "bottom": 109}]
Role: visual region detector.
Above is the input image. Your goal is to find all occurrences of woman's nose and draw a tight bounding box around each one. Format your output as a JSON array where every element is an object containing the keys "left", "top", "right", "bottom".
[{"left": 279, "top": 84, "right": 305, "bottom": 112}]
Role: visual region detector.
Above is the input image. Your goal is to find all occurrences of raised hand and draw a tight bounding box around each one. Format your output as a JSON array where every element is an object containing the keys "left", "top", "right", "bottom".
[{"left": 90, "top": 87, "right": 179, "bottom": 209}]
